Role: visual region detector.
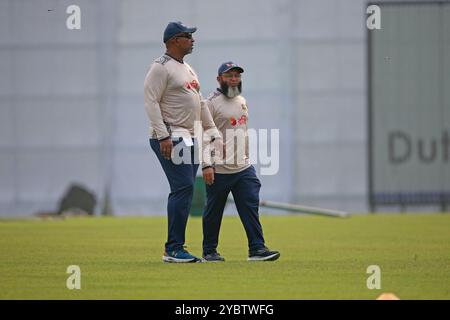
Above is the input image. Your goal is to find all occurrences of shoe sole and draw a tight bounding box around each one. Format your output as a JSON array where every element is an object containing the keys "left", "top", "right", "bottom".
[
  {"left": 202, "top": 258, "right": 225, "bottom": 262},
  {"left": 248, "top": 252, "right": 280, "bottom": 261},
  {"left": 162, "top": 256, "right": 198, "bottom": 263}
]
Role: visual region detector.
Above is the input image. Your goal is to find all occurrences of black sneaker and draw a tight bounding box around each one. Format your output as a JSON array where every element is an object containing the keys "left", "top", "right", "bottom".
[
  {"left": 203, "top": 252, "right": 225, "bottom": 262},
  {"left": 248, "top": 247, "right": 280, "bottom": 261}
]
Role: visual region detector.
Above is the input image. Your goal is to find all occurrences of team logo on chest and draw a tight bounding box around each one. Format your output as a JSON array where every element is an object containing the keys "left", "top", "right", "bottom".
[
  {"left": 229, "top": 103, "right": 248, "bottom": 127},
  {"left": 185, "top": 79, "right": 200, "bottom": 92},
  {"left": 230, "top": 115, "right": 247, "bottom": 127}
]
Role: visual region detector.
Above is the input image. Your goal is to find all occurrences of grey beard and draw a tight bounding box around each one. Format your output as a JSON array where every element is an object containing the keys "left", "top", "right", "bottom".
[{"left": 220, "top": 82, "right": 242, "bottom": 98}]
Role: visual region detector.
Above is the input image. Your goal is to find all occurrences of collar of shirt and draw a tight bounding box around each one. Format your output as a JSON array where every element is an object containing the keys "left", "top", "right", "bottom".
[{"left": 164, "top": 53, "right": 184, "bottom": 64}]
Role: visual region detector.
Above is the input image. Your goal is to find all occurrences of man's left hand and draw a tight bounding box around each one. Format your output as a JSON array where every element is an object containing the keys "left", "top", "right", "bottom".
[{"left": 202, "top": 167, "right": 215, "bottom": 185}]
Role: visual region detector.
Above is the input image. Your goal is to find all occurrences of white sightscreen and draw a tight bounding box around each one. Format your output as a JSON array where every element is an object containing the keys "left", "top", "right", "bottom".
[{"left": 1, "top": 0, "right": 372, "bottom": 216}]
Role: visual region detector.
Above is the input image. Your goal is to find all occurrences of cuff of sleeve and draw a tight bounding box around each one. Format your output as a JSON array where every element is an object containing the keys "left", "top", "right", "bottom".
[{"left": 158, "top": 136, "right": 171, "bottom": 142}]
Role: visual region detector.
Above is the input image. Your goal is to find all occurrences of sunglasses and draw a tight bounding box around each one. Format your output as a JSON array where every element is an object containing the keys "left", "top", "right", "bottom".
[{"left": 174, "top": 33, "right": 193, "bottom": 40}]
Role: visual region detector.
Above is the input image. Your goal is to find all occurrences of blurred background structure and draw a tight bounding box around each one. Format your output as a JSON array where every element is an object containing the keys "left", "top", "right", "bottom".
[
  {"left": 369, "top": 2, "right": 450, "bottom": 211},
  {"left": 0, "top": 0, "right": 448, "bottom": 216}
]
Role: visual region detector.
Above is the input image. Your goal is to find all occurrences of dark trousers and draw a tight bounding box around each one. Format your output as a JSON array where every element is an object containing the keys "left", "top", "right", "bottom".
[
  {"left": 150, "top": 138, "right": 199, "bottom": 252},
  {"left": 202, "top": 165, "right": 266, "bottom": 254}
]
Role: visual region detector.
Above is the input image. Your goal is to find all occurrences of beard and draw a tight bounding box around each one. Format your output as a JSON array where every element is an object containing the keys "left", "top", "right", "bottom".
[{"left": 220, "top": 82, "right": 242, "bottom": 98}]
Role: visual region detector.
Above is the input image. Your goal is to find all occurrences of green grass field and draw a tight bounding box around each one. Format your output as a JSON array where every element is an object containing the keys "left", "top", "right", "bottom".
[{"left": 1, "top": 213, "right": 449, "bottom": 299}]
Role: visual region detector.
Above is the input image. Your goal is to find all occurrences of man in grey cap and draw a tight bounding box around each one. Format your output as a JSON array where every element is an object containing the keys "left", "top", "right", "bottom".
[{"left": 144, "top": 22, "right": 220, "bottom": 263}]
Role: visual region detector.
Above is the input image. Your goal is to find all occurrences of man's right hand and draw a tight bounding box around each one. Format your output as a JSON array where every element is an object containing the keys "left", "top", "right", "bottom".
[{"left": 159, "top": 138, "right": 173, "bottom": 160}]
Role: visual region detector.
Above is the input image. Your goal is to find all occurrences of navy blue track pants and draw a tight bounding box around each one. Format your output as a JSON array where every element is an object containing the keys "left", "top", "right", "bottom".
[
  {"left": 202, "top": 165, "right": 266, "bottom": 255},
  {"left": 150, "top": 138, "right": 199, "bottom": 253}
]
